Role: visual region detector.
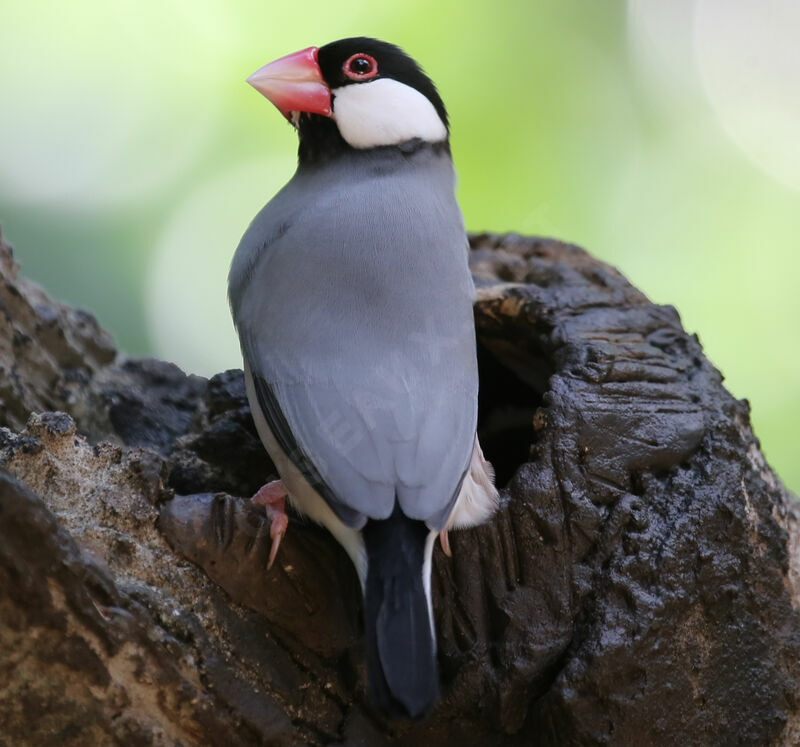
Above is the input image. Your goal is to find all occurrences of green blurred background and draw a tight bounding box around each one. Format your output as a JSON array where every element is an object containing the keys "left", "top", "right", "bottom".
[{"left": 0, "top": 1, "right": 798, "bottom": 492}]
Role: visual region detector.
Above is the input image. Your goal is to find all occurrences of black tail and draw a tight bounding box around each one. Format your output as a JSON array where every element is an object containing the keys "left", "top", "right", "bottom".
[{"left": 361, "top": 505, "right": 438, "bottom": 719}]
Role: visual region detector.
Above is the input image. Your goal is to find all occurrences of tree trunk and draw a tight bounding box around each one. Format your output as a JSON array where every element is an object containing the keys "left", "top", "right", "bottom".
[{"left": 0, "top": 227, "right": 798, "bottom": 746}]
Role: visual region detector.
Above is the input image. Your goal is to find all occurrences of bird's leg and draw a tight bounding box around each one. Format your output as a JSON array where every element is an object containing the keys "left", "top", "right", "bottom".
[{"left": 252, "top": 479, "right": 289, "bottom": 569}]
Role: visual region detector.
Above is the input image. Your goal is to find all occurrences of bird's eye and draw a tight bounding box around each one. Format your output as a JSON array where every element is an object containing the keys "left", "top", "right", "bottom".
[{"left": 343, "top": 53, "right": 378, "bottom": 81}]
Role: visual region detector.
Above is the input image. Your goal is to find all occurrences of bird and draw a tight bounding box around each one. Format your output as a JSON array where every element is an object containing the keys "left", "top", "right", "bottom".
[{"left": 228, "top": 37, "right": 498, "bottom": 719}]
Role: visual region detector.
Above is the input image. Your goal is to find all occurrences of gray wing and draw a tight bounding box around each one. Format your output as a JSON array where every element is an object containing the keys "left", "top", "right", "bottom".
[
  {"left": 246, "top": 362, "right": 363, "bottom": 526},
  {"left": 230, "top": 149, "right": 477, "bottom": 530}
]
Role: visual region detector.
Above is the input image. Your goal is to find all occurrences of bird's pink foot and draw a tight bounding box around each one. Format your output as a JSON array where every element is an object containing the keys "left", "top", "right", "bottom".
[
  {"left": 252, "top": 479, "right": 289, "bottom": 569},
  {"left": 439, "top": 528, "right": 452, "bottom": 557}
]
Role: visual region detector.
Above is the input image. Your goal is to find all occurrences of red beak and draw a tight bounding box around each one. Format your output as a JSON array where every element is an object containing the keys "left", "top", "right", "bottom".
[{"left": 247, "top": 47, "right": 332, "bottom": 119}]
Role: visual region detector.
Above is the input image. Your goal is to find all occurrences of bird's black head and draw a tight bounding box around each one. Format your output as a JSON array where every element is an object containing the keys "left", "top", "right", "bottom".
[
  {"left": 317, "top": 38, "right": 448, "bottom": 132},
  {"left": 247, "top": 37, "right": 450, "bottom": 162}
]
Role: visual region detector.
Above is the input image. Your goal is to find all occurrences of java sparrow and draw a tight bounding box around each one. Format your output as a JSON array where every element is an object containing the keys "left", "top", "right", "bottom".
[{"left": 228, "top": 37, "right": 498, "bottom": 718}]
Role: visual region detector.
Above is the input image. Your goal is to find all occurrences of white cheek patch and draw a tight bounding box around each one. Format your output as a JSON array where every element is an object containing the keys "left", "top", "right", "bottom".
[{"left": 331, "top": 78, "right": 448, "bottom": 149}]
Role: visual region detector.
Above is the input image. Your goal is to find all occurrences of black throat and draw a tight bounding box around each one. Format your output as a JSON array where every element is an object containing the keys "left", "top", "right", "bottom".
[{"left": 296, "top": 114, "right": 352, "bottom": 164}]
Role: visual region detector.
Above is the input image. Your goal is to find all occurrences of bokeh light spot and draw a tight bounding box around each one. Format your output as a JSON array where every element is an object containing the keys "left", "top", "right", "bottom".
[
  {"left": 145, "top": 155, "right": 295, "bottom": 376},
  {"left": 694, "top": 0, "right": 800, "bottom": 191}
]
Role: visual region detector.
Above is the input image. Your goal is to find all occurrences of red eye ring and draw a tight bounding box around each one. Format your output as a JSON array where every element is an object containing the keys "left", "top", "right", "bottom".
[{"left": 343, "top": 53, "right": 378, "bottom": 81}]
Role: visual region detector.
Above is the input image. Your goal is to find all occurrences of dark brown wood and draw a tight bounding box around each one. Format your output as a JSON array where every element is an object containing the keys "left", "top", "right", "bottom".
[{"left": 1, "top": 226, "right": 798, "bottom": 745}]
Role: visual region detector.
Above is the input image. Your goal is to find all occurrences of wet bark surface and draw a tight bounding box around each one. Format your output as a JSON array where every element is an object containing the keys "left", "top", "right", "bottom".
[{"left": 1, "top": 226, "right": 798, "bottom": 745}]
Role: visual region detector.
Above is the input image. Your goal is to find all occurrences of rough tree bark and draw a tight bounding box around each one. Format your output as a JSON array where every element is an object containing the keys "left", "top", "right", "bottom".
[{"left": 0, "top": 226, "right": 798, "bottom": 746}]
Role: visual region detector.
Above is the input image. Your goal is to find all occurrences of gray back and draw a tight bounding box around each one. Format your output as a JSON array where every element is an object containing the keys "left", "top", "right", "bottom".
[{"left": 229, "top": 144, "right": 477, "bottom": 530}]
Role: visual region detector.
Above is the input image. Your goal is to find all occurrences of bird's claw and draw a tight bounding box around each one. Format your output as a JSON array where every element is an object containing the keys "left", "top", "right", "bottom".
[
  {"left": 439, "top": 528, "right": 452, "bottom": 557},
  {"left": 267, "top": 513, "right": 288, "bottom": 569},
  {"left": 252, "top": 479, "right": 289, "bottom": 569}
]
